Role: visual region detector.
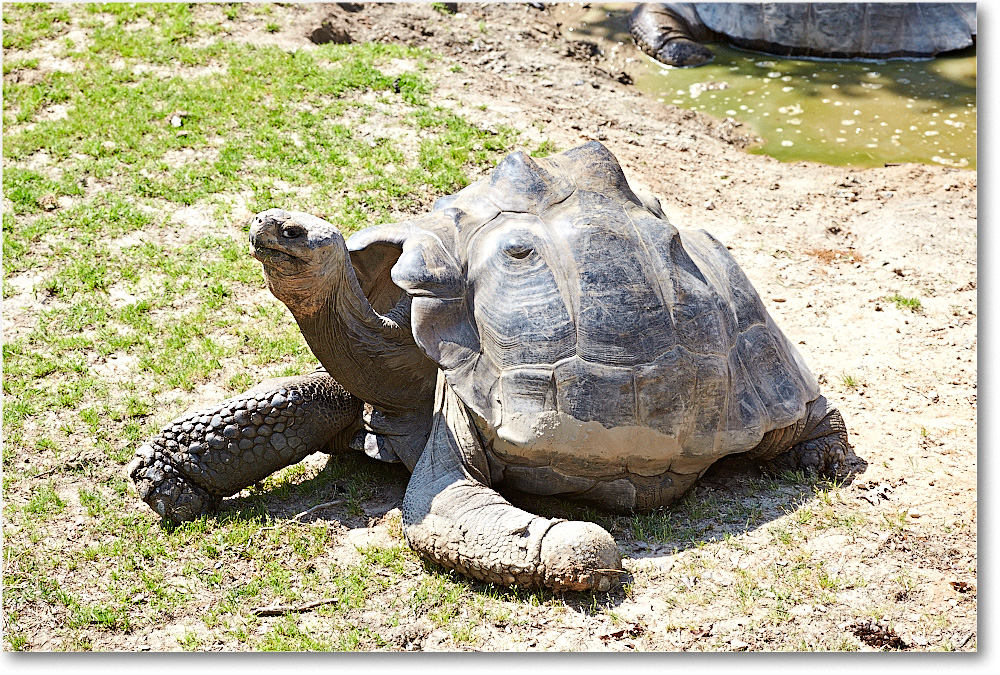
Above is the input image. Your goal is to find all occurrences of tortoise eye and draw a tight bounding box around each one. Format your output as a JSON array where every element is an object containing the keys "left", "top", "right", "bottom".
[
  {"left": 282, "top": 225, "right": 305, "bottom": 239},
  {"left": 503, "top": 242, "right": 533, "bottom": 259}
]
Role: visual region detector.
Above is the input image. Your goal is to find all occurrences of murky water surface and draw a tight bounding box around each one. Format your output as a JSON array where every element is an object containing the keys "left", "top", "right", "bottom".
[{"left": 561, "top": 3, "right": 977, "bottom": 169}]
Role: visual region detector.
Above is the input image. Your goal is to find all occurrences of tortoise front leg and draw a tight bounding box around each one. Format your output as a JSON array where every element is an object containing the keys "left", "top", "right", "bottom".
[
  {"left": 402, "top": 375, "right": 622, "bottom": 592},
  {"left": 128, "top": 368, "right": 361, "bottom": 523},
  {"left": 629, "top": 3, "right": 714, "bottom": 67}
]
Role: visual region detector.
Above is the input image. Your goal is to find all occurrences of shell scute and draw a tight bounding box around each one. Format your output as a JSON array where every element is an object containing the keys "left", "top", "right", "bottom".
[
  {"left": 553, "top": 357, "right": 636, "bottom": 429},
  {"left": 484, "top": 151, "right": 575, "bottom": 214},
  {"left": 733, "top": 323, "right": 810, "bottom": 430},
  {"left": 632, "top": 346, "right": 694, "bottom": 439},
  {"left": 470, "top": 216, "right": 576, "bottom": 371}
]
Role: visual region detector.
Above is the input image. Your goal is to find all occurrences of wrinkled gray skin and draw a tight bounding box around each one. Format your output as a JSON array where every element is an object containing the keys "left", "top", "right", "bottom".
[
  {"left": 129, "top": 142, "right": 850, "bottom": 592},
  {"left": 630, "top": 3, "right": 976, "bottom": 67}
]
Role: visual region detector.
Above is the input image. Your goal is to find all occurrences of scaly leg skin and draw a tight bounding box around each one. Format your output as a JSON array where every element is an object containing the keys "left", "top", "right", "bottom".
[
  {"left": 629, "top": 4, "right": 714, "bottom": 67},
  {"left": 128, "top": 369, "right": 361, "bottom": 523},
  {"left": 402, "top": 375, "right": 622, "bottom": 592},
  {"left": 750, "top": 395, "right": 850, "bottom": 478}
]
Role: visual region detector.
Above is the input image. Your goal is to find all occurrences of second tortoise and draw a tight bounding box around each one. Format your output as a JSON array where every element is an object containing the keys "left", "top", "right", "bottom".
[{"left": 631, "top": 3, "right": 977, "bottom": 67}]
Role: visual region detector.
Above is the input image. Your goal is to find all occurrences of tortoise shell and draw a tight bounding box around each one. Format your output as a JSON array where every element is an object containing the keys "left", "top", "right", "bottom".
[{"left": 348, "top": 142, "right": 819, "bottom": 507}]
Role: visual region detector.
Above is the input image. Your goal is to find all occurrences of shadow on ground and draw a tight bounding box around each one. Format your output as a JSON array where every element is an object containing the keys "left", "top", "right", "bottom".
[{"left": 166, "top": 445, "right": 868, "bottom": 612}]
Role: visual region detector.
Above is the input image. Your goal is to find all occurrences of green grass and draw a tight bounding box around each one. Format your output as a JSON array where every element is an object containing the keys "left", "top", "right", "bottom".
[
  {"left": 887, "top": 292, "right": 923, "bottom": 312},
  {"left": 23, "top": 482, "right": 67, "bottom": 517}
]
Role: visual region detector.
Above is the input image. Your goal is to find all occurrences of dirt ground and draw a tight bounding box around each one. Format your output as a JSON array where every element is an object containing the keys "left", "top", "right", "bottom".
[
  {"left": 231, "top": 1, "right": 979, "bottom": 650},
  {"left": 4, "top": 2, "right": 978, "bottom": 652}
]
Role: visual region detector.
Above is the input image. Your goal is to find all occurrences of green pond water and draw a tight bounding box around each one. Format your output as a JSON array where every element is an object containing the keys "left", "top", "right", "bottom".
[{"left": 561, "top": 4, "right": 977, "bottom": 169}]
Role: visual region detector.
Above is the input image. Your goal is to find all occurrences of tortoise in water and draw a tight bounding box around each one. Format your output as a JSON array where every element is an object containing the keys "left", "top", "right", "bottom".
[
  {"left": 129, "top": 142, "right": 850, "bottom": 591},
  {"left": 631, "top": 3, "right": 977, "bottom": 67}
]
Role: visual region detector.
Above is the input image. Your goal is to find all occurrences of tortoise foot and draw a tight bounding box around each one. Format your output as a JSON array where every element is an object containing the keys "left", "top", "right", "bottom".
[
  {"left": 128, "top": 443, "right": 221, "bottom": 523},
  {"left": 760, "top": 398, "right": 850, "bottom": 479},
  {"left": 540, "top": 521, "right": 622, "bottom": 592}
]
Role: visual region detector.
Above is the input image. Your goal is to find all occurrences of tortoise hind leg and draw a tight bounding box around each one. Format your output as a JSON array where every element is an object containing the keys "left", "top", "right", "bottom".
[
  {"left": 749, "top": 395, "right": 850, "bottom": 478},
  {"left": 128, "top": 368, "right": 361, "bottom": 523}
]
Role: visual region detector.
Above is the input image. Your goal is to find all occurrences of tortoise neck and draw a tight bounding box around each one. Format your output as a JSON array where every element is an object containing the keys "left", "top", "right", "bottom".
[{"left": 290, "top": 250, "right": 434, "bottom": 415}]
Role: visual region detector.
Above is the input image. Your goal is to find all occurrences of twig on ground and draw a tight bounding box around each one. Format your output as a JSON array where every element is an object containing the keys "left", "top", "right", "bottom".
[
  {"left": 251, "top": 598, "right": 338, "bottom": 616},
  {"left": 291, "top": 498, "right": 343, "bottom": 522},
  {"left": 30, "top": 450, "right": 87, "bottom": 479},
  {"left": 241, "top": 525, "right": 280, "bottom": 552},
  {"left": 903, "top": 384, "right": 932, "bottom": 399}
]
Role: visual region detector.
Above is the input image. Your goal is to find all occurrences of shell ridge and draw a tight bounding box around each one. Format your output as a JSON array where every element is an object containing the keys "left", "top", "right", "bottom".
[
  {"left": 458, "top": 203, "right": 503, "bottom": 266},
  {"left": 538, "top": 200, "right": 582, "bottom": 344},
  {"left": 622, "top": 205, "right": 676, "bottom": 331},
  {"left": 485, "top": 150, "right": 575, "bottom": 213}
]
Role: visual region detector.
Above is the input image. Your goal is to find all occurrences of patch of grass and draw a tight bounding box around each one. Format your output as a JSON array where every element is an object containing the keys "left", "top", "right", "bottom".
[
  {"left": 734, "top": 569, "right": 763, "bottom": 614},
  {"left": 887, "top": 292, "right": 922, "bottom": 312},
  {"left": 178, "top": 629, "right": 203, "bottom": 651},
  {"left": 78, "top": 487, "right": 107, "bottom": 517},
  {"left": 258, "top": 616, "right": 333, "bottom": 651},
  {"left": 69, "top": 602, "right": 133, "bottom": 632},
  {"left": 411, "top": 573, "right": 466, "bottom": 627},
  {"left": 2, "top": 3, "right": 72, "bottom": 50},
  {"left": 24, "top": 482, "right": 66, "bottom": 518},
  {"left": 2, "top": 166, "right": 84, "bottom": 215},
  {"left": 532, "top": 139, "right": 559, "bottom": 157},
  {"left": 882, "top": 510, "right": 909, "bottom": 533},
  {"left": 7, "top": 633, "right": 29, "bottom": 651}
]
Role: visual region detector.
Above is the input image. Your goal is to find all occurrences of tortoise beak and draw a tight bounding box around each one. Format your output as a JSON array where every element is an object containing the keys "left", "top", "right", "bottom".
[{"left": 249, "top": 209, "right": 301, "bottom": 264}]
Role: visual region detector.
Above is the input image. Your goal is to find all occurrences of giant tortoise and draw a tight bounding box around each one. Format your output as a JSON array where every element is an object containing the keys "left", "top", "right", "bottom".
[
  {"left": 129, "top": 142, "right": 850, "bottom": 592},
  {"left": 631, "top": 2, "right": 977, "bottom": 67}
]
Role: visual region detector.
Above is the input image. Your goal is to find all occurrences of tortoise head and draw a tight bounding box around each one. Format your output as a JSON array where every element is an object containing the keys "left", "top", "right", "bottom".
[{"left": 249, "top": 208, "right": 350, "bottom": 315}]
